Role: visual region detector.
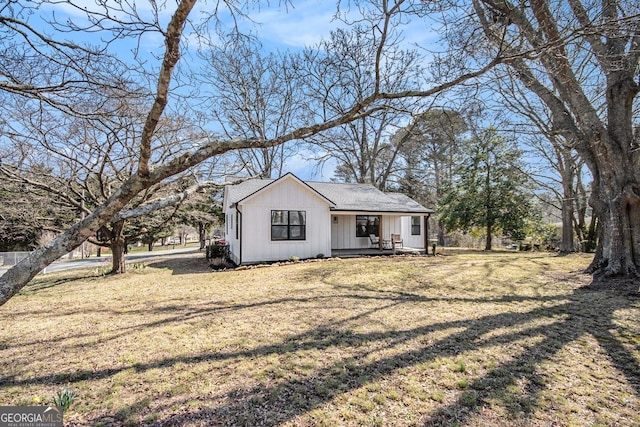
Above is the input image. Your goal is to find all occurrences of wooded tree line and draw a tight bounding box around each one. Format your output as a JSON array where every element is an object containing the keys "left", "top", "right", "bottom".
[{"left": 0, "top": 0, "right": 637, "bottom": 305}]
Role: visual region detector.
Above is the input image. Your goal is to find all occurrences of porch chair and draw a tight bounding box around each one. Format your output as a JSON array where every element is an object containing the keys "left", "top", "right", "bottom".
[
  {"left": 391, "top": 233, "right": 403, "bottom": 248},
  {"left": 369, "top": 234, "right": 380, "bottom": 248}
]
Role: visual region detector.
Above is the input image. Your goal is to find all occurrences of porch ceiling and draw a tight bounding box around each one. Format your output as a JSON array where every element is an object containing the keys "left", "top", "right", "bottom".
[{"left": 330, "top": 211, "right": 425, "bottom": 216}]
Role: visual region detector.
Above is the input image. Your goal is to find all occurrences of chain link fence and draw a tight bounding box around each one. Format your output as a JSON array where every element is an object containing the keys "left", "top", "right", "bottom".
[{"left": 0, "top": 251, "right": 31, "bottom": 267}]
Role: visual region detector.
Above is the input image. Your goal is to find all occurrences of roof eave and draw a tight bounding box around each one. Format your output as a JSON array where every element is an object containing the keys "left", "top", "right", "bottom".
[
  {"left": 235, "top": 173, "right": 335, "bottom": 207},
  {"left": 330, "top": 208, "right": 434, "bottom": 215}
]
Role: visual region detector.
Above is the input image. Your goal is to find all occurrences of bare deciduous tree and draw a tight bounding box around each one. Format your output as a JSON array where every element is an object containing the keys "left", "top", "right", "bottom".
[
  {"left": 198, "top": 33, "right": 304, "bottom": 178},
  {"left": 465, "top": 0, "right": 640, "bottom": 278},
  {"left": 484, "top": 68, "right": 594, "bottom": 253},
  {"left": 396, "top": 108, "right": 469, "bottom": 245},
  {"left": 303, "top": 23, "right": 423, "bottom": 189}
]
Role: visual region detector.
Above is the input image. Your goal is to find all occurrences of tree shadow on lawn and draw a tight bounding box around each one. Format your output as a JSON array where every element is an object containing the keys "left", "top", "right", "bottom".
[
  {"left": 111, "top": 284, "right": 640, "bottom": 425},
  {"left": 159, "top": 288, "right": 639, "bottom": 426},
  {"left": 3, "top": 276, "right": 640, "bottom": 425},
  {"left": 18, "top": 270, "right": 111, "bottom": 295},
  {"left": 155, "top": 283, "right": 640, "bottom": 426},
  {"left": 4, "top": 290, "right": 421, "bottom": 356},
  {"left": 14, "top": 253, "right": 209, "bottom": 299}
]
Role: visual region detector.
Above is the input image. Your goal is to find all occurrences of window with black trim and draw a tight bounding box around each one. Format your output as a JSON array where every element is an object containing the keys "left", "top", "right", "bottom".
[
  {"left": 356, "top": 215, "right": 379, "bottom": 237},
  {"left": 271, "top": 210, "right": 306, "bottom": 240},
  {"left": 411, "top": 216, "right": 421, "bottom": 235}
]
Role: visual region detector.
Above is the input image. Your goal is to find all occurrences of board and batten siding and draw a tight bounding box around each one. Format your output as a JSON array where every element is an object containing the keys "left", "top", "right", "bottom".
[
  {"left": 382, "top": 216, "right": 403, "bottom": 245},
  {"left": 238, "top": 178, "right": 331, "bottom": 263},
  {"left": 330, "top": 214, "right": 359, "bottom": 249},
  {"left": 330, "top": 214, "right": 403, "bottom": 249},
  {"left": 400, "top": 215, "right": 425, "bottom": 249}
]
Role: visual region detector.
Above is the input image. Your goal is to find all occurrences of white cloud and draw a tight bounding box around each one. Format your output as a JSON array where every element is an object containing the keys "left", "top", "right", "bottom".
[
  {"left": 242, "top": 0, "right": 347, "bottom": 48},
  {"left": 40, "top": 0, "right": 172, "bottom": 23},
  {"left": 284, "top": 149, "right": 336, "bottom": 181},
  {"left": 240, "top": 1, "right": 440, "bottom": 55}
]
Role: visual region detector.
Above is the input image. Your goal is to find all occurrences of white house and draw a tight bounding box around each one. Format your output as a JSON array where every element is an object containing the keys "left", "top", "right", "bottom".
[{"left": 222, "top": 173, "right": 434, "bottom": 265}]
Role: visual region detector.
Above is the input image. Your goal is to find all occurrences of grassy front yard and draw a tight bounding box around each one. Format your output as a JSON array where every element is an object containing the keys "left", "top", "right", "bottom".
[{"left": 1, "top": 251, "right": 639, "bottom": 426}]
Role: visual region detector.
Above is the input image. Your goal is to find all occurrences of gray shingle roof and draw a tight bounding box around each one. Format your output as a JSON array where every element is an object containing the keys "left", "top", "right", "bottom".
[
  {"left": 307, "top": 182, "right": 433, "bottom": 213},
  {"left": 227, "top": 175, "right": 434, "bottom": 214}
]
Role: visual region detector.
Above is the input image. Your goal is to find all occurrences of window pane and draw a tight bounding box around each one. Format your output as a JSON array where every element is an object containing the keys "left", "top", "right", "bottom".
[
  {"left": 271, "top": 225, "right": 288, "bottom": 240},
  {"left": 290, "top": 211, "right": 305, "bottom": 225},
  {"left": 356, "top": 216, "right": 368, "bottom": 237},
  {"left": 289, "top": 226, "right": 306, "bottom": 240},
  {"left": 367, "top": 217, "right": 379, "bottom": 236},
  {"left": 411, "top": 216, "right": 420, "bottom": 235},
  {"left": 271, "top": 210, "right": 288, "bottom": 225},
  {"left": 357, "top": 216, "right": 378, "bottom": 237},
  {"left": 271, "top": 210, "right": 306, "bottom": 240}
]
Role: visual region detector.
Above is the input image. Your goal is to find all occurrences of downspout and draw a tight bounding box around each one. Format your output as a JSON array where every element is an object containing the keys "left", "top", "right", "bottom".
[
  {"left": 234, "top": 203, "right": 243, "bottom": 265},
  {"left": 424, "top": 213, "right": 430, "bottom": 255}
]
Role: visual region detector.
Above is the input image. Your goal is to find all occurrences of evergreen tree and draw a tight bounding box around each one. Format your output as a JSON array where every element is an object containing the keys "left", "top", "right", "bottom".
[
  {"left": 397, "top": 109, "right": 468, "bottom": 245},
  {"left": 177, "top": 189, "right": 223, "bottom": 250},
  {"left": 440, "top": 128, "right": 533, "bottom": 250}
]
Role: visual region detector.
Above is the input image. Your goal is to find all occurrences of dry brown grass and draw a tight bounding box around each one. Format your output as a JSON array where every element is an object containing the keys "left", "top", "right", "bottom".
[{"left": 1, "top": 251, "right": 640, "bottom": 426}]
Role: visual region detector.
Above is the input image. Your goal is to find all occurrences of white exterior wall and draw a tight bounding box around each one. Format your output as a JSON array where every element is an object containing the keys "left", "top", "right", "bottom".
[
  {"left": 400, "top": 215, "right": 426, "bottom": 249},
  {"left": 330, "top": 214, "right": 402, "bottom": 249},
  {"left": 238, "top": 178, "right": 331, "bottom": 263},
  {"left": 382, "top": 216, "right": 403, "bottom": 245},
  {"left": 331, "top": 214, "right": 363, "bottom": 249}
]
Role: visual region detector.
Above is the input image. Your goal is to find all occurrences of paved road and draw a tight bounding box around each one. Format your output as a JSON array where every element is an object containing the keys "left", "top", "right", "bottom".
[{"left": 0, "top": 246, "right": 202, "bottom": 277}]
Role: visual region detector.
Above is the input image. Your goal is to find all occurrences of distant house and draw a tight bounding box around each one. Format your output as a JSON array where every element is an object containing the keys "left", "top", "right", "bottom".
[{"left": 222, "top": 173, "right": 434, "bottom": 265}]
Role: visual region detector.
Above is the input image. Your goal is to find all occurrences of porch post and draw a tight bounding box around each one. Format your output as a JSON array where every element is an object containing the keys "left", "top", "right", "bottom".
[{"left": 424, "top": 214, "right": 430, "bottom": 255}]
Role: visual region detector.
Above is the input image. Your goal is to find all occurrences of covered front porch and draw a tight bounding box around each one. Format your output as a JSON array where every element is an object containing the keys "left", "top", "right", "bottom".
[{"left": 329, "top": 212, "right": 429, "bottom": 252}]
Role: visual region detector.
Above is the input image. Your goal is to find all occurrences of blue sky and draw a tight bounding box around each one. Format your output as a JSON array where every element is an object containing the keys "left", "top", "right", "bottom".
[
  {"left": 227, "top": 0, "right": 438, "bottom": 51},
  {"left": 238, "top": 0, "right": 350, "bottom": 48},
  {"left": 32, "top": 0, "right": 440, "bottom": 182},
  {"left": 39, "top": 0, "right": 439, "bottom": 71},
  {"left": 39, "top": 1, "right": 357, "bottom": 58}
]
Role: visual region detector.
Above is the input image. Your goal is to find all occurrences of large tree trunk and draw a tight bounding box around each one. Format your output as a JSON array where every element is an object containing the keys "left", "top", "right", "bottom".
[
  {"left": 586, "top": 76, "right": 640, "bottom": 278},
  {"left": 559, "top": 187, "right": 575, "bottom": 253},
  {"left": 587, "top": 174, "right": 640, "bottom": 278},
  {"left": 576, "top": 132, "right": 639, "bottom": 267},
  {"left": 485, "top": 222, "right": 493, "bottom": 251},
  {"left": 111, "top": 220, "right": 127, "bottom": 274},
  {"left": 437, "top": 219, "right": 446, "bottom": 247},
  {"left": 199, "top": 223, "right": 206, "bottom": 250},
  {"left": 111, "top": 239, "right": 127, "bottom": 274},
  {"left": 557, "top": 148, "right": 576, "bottom": 253}
]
